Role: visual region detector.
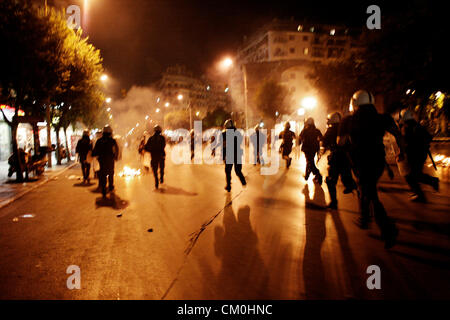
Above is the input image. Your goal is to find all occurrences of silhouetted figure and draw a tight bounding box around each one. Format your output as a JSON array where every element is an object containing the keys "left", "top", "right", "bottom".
[
  {"left": 222, "top": 119, "right": 246, "bottom": 192},
  {"left": 322, "top": 112, "right": 356, "bottom": 209},
  {"left": 145, "top": 124, "right": 166, "bottom": 189},
  {"left": 279, "top": 122, "right": 296, "bottom": 168},
  {"left": 76, "top": 130, "right": 92, "bottom": 184},
  {"left": 399, "top": 109, "right": 439, "bottom": 202},
  {"left": 250, "top": 123, "right": 266, "bottom": 165},
  {"left": 92, "top": 125, "right": 119, "bottom": 198},
  {"left": 299, "top": 117, "right": 323, "bottom": 184},
  {"left": 339, "top": 90, "right": 405, "bottom": 249}
]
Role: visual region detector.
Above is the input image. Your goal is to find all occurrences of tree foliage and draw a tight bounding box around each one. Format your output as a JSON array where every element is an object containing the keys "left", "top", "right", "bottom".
[{"left": 254, "top": 79, "right": 289, "bottom": 125}]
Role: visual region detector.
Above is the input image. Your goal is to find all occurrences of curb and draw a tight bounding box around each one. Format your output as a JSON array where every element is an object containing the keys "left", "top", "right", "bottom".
[{"left": 0, "top": 162, "right": 77, "bottom": 211}]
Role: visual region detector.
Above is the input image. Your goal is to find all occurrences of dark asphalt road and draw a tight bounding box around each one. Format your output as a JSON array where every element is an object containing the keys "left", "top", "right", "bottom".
[{"left": 0, "top": 148, "right": 449, "bottom": 299}]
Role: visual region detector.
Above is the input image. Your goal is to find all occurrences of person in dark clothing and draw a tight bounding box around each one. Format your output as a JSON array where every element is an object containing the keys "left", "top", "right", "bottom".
[
  {"left": 339, "top": 90, "right": 405, "bottom": 249},
  {"left": 145, "top": 124, "right": 166, "bottom": 189},
  {"left": 399, "top": 109, "right": 439, "bottom": 202},
  {"left": 92, "top": 125, "right": 119, "bottom": 198},
  {"left": 250, "top": 123, "right": 266, "bottom": 165},
  {"left": 76, "top": 130, "right": 93, "bottom": 184},
  {"left": 222, "top": 119, "right": 246, "bottom": 192},
  {"left": 299, "top": 117, "right": 323, "bottom": 184},
  {"left": 322, "top": 112, "right": 357, "bottom": 209},
  {"left": 279, "top": 122, "right": 296, "bottom": 168}
]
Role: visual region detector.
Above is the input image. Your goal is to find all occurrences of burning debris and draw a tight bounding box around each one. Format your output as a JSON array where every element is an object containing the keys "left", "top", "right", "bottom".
[{"left": 118, "top": 166, "right": 142, "bottom": 178}]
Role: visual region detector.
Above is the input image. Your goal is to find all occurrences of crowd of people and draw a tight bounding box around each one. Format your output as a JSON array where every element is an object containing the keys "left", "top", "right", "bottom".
[{"left": 75, "top": 90, "right": 441, "bottom": 249}]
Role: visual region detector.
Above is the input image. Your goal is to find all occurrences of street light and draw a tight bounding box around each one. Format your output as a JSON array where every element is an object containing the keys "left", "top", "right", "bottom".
[
  {"left": 297, "top": 108, "right": 305, "bottom": 116},
  {"left": 165, "top": 102, "right": 170, "bottom": 107},
  {"left": 177, "top": 94, "right": 183, "bottom": 101},
  {"left": 219, "top": 57, "right": 233, "bottom": 71},
  {"left": 156, "top": 108, "right": 160, "bottom": 113},
  {"left": 100, "top": 74, "right": 108, "bottom": 82},
  {"left": 105, "top": 97, "right": 112, "bottom": 103}
]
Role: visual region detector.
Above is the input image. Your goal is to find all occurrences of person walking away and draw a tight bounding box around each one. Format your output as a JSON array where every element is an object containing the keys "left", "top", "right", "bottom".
[
  {"left": 399, "top": 109, "right": 439, "bottom": 202},
  {"left": 279, "top": 122, "right": 296, "bottom": 168},
  {"left": 145, "top": 125, "right": 166, "bottom": 189},
  {"left": 339, "top": 90, "right": 405, "bottom": 249},
  {"left": 92, "top": 125, "right": 119, "bottom": 198},
  {"left": 222, "top": 119, "right": 247, "bottom": 192},
  {"left": 250, "top": 123, "right": 266, "bottom": 165},
  {"left": 76, "top": 130, "right": 93, "bottom": 184},
  {"left": 322, "top": 112, "right": 357, "bottom": 209},
  {"left": 299, "top": 117, "right": 323, "bottom": 184},
  {"left": 92, "top": 130, "right": 102, "bottom": 190}
]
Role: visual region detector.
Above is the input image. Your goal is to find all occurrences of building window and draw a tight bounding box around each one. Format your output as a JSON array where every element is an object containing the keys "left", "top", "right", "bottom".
[
  {"left": 303, "top": 35, "right": 309, "bottom": 41},
  {"left": 289, "top": 48, "right": 295, "bottom": 54},
  {"left": 303, "top": 48, "right": 309, "bottom": 55},
  {"left": 297, "top": 25, "right": 303, "bottom": 31},
  {"left": 289, "top": 35, "right": 295, "bottom": 41}
]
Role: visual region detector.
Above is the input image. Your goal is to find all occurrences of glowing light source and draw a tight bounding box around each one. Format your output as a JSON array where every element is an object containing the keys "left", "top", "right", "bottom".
[
  {"left": 220, "top": 57, "right": 233, "bottom": 70},
  {"left": 105, "top": 97, "right": 112, "bottom": 103},
  {"left": 165, "top": 102, "right": 170, "bottom": 107},
  {"left": 156, "top": 108, "right": 160, "bottom": 113},
  {"left": 297, "top": 108, "right": 305, "bottom": 116},
  {"left": 118, "top": 166, "right": 142, "bottom": 178},
  {"left": 196, "top": 111, "right": 200, "bottom": 116},
  {"left": 177, "top": 94, "right": 183, "bottom": 101},
  {"left": 301, "top": 97, "right": 317, "bottom": 110},
  {"left": 100, "top": 74, "right": 108, "bottom": 81}
]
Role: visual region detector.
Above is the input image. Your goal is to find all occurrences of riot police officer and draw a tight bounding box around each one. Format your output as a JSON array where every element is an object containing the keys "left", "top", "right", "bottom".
[
  {"left": 92, "top": 125, "right": 119, "bottom": 198},
  {"left": 279, "top": 122, "right": 296, "bottom": 168},
  {"left": 322, "top": 112, "right": 357, "bottom": 209},
  {"left": 339, "top": 90, "right": 405, "bottom": 248},
  {"left": 145, "top": 124, "right": 166, "bottom": 189},
  {"left": 222, "top": 119, "right": 246, "bottom": 192},
  {"left": 299, "top": 117, "right": 323, "bottom": 184}
]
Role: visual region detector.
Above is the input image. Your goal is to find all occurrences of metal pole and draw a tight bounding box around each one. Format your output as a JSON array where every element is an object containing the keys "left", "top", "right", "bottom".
[
  {"left": 46, "top": 105, "right": 52, "bottom": 168},
  {"left": 189, "top": 101, "right": 192, "bottom": 131},
  {"left": 243, "top": 64, "right": 249, "bottom": 132}
]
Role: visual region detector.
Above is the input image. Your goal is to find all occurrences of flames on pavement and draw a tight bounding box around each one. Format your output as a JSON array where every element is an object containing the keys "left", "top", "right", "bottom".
[{"left": 118, "top": 166, "right": 142, "bottom": 178}]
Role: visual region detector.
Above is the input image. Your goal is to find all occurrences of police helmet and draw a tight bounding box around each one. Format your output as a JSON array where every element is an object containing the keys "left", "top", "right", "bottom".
[
  {"left": 327, "top": 112, "right": 342, "bottom": 125},
  {"left": 349, "top": 90, "right": 375, "bottom": 112}
]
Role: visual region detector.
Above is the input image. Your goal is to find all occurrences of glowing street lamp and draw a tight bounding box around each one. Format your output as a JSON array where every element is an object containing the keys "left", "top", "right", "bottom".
[
  {"left": 105, "top": 97, "right": 112, "bottom": 103},
  {"left": 301, "top": 97, "right": 317, "bottom": 110},
  {"left": 177, "top": 94, "right": 183, "bottom": 101},
  {"left": 220, "top": 57, "right": 233, "bottom": 71},
  {"left": 100, "top": 74, "right": 108, "bottom": 82},
  {"left": 196, "top": 111, "right": 200, "bottom": 117},
  {"left": 297, "top": 108, "right": 305, "bottom": 116},
  {"left": 145, "top": 115, "right": 149, "bottom": 120},
  {"left": 156, "top": 108, "right": 160, "bottom": 113},
  {"left": 106, "top": 107, "right": 111, "bottom": 112},
  {"left": 165, "top": 102, "right": 170, "bottom": 107}
]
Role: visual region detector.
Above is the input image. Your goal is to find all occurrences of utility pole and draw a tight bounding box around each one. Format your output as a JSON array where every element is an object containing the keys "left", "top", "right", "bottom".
[{"left": 242, "top": 64, "right": 249, "bottom": 133}]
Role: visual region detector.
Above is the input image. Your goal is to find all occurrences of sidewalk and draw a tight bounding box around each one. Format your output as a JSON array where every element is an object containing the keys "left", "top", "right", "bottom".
[{"left": 0, "top": 157, "right": 77, "bottom": 209}]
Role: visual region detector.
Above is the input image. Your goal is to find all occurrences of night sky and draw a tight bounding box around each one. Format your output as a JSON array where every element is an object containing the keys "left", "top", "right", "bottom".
[{"left": 47, "top": 0, "right": 413, "bottom": 91}]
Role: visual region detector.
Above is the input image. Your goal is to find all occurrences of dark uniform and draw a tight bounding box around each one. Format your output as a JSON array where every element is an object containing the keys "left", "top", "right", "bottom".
[
  {"left": 279, "top": 127, "right": 296, "bottom": 168},
  {"left": 401, "top": 119, "right": 439, "bottom": 201},
  {"left": 76, "top": 135, "right": 93, "bottom": 183},
  {"left": 250, "top": 128, "right": 266, "bottom": 165},
  {"left": 299, "top": 124, "right": 323, "bottom": 183},
  {"left": 222, "top": 127, "right": 246, "bottom": 192},
  {"left": 92, "top": 132, "right": 119, "bottom": 197},
  {"left": 145, "top": 131, "right": 166, "bottom": 189},
  {"left": 322, "top": 122, "right": 357, "bottom": 208},
  {"left": 339, "top": 104, "right": 403, "bottom": 248}
]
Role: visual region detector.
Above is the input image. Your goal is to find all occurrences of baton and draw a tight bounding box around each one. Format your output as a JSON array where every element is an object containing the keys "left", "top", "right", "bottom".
[{"left": 428, "top": 150, "right": 437, "bottom": 171}]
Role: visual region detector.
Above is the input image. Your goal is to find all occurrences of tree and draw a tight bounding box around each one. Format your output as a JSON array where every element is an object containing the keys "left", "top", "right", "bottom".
[
  {"left": 0, "top": 1, "right": 105, "bottom": 176},
  {"left": 202, "top": 108, "right": 231, "bottom": 129},
  {"left": 254, "top": 79, "right": 289, "bottom": 128},
  {"left": 306, "top": 60, "right": 362, "bottom": 113}
]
